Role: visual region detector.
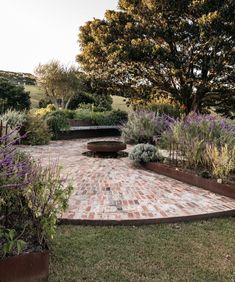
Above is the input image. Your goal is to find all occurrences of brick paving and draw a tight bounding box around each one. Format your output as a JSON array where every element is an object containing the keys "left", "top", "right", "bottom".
[{"left": 21, "top": 138, "right": 235, "bottom": 223}]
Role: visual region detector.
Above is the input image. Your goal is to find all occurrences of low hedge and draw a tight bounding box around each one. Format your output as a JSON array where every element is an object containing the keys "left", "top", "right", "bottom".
[{"left": 73, "top": 109, "right": 127, "bottom": 126}]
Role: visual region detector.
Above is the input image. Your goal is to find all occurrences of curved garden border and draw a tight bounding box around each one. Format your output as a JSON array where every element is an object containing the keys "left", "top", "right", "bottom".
[
  {"left": 60, "top": 209, "right": 235, "bottom": 226},
  {"left": 143, "top": 162, "right": 235, "bottom": 199}
]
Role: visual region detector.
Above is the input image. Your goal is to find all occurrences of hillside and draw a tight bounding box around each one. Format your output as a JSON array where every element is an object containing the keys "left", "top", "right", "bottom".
[
  {"left": 0, "top": 70, "right": 129, "bottom": 110},
  {"left": 26, "top": 85, "right": 128, "bottom": 110},
  {"left": 0, "top": 70, "right": 36, "bottom": 85},
  {"left": 24, "top": 85, "right": 46, "bottom": 108}
]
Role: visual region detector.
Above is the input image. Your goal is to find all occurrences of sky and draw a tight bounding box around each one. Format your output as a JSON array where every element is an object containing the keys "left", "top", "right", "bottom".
[{"left": 0, "top": 0, "right": 118, "bottom": 73}]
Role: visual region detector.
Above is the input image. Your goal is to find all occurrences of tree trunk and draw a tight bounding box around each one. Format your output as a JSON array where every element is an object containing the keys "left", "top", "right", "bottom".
[
  {"left": 50, "top": 97, "right": 59, "bottom": 110},
  {"left": 65, "top": 98, "right": 71, "bottom": 110}
]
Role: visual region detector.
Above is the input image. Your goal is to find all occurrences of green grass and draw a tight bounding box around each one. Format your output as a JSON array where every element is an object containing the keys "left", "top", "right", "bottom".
[
  {"left": 25, "top": 85, "right": 46, "bottom": 108},
  {"left": 46, "top": 218, "right": 235, "bottom": 282},
  {"left": 112, "top": 95, "right": 130, "bottom": 112},
  {"left": 25, "top": 85, "right": 129, "bottom": 111}
]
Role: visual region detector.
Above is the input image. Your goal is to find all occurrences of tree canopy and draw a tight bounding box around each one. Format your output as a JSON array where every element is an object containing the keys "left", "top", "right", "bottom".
[
  {"left": 0, "top": 78, "right": 30, "bottom": 113},
  {"left": 35, "top": 61, "right": 81, "bottom": 109},
  {"left": 77, "top": 0, "right": 235, "bottom": 115}
]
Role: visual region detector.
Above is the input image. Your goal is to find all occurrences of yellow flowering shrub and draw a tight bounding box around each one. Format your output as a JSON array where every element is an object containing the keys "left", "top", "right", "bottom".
[{"left": 32, "top": 104, "right": 56, "bottom": 118}]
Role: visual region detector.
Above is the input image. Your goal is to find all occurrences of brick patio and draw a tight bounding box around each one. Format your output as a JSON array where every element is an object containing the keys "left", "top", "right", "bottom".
[{"left": 21, "top": 138, "right": 235, "bottom": 224}]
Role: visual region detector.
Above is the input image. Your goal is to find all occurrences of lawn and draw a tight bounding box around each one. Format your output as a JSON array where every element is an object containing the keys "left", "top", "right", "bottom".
[
  {"left": 25, "top": 85, "right": 129, "bottom": 111},
  {"left": 25, "top": 85, "right": 46, "bottom": 108},
  {"left": 47, "top": 218, "right": 235, "bottom": 282}
]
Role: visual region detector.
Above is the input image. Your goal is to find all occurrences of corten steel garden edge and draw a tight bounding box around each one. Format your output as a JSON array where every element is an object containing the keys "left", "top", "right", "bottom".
[
  {"left": 143, "top": 162, "right": 235, "bottom": 199},
  {"left": 0, "top": 250, "right": 49, "bottom": 282},
  {"left": 60, "top": 209, "right": 235, "bottom": 226}
]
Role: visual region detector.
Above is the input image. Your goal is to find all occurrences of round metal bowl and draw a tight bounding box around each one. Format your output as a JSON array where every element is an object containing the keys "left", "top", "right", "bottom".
[{"left": 87, "top": 141, "right": 126, "bottom": 153}]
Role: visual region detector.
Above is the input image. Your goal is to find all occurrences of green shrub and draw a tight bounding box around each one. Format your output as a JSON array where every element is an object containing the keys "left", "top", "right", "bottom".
[
  {"left": 25, "top": 162, "right": 73, "bottom": 244},
  {"left": 46, "top": 111, "right": 69, "bottom": 139},
  {"left": 93, "top": 94, "right": 112, "bottom": 112},
  {"left": 92, "top": 111, "right": 110, "bottom": 125},
  {"left": 109, "top": 110, "right": 128, "bottom": 125},
  {"left": 33, "top": 104, "right": 55, "bottom": 118},
  {"left": 0, "top": 78, "right": 31, "bottom": 113},
  {"left": 0, "top": 109, "right": 27, "bottom": 128},
  {"left": 74, "top": 109, "right": 93, "bottom": 122},
  {"left": 205, "top": 144, "right": 235, "bottom": 182},
  {"left": 121, "top": 111, "right": 157, "bottom": 144},
  {"left": 129, "top": 144, "right": 159, "bottom": 163},
  {"left": 23, "top": 115, "right": 51, "bottom": 145},
  {"left": 0, "top": 131, "right": 73, "bottom": 257},
  {"left": 68, "top": 92, "right": 95, "bottom": 110},
  {"left": 38, "top": 97, "right": 51, "bottom": 108},
  {"left": 74, "top": 109, "right": 127, "bottom": 126},
  {"left": 162, "top": 114, "right": 235, "bottom": 179},
  {"left": 61, "top": 109, "right": 76, "bottom": 119},
  {"left": 147, "top": 103, "right": 183, "bottom": 118}
]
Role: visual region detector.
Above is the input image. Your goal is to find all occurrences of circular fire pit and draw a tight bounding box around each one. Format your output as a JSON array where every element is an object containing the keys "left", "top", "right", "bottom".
[{"left": 87, "top": 141, "right": 126, "bottom": 153}]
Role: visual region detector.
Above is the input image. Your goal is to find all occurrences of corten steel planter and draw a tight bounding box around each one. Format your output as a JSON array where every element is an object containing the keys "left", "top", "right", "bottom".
[
  {"left": 0, "top": 250, "right": 49, "bottom": 282},
  {"left": 87, "top": 141, "right": 126, "bottom": 153},
  {"left": 144, "top": 162, "right": 235, "bottom": 199}
]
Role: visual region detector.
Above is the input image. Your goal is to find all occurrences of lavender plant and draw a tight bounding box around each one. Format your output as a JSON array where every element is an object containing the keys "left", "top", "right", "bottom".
[
  {"left": 162, "top": 113, "right": 235, "bottom": 180},
  {"left": 0, "top": 128, "right": 72, "bottom": 257},
  {"left": 122, "top": 111, "right": 174, "bottom": 144}
]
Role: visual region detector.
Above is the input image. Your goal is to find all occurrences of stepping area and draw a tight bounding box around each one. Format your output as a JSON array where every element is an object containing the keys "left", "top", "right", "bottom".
[{"left": 22, "top": 138, "right": 235, "bottom": 224}]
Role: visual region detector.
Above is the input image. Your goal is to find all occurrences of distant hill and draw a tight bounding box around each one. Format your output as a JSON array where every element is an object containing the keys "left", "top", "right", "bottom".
[
  {"left": 0, "top": 70, "right": 129, "bottom": 110},
  {"left": 0, "top": 70, "right": 36, "bottom": 85}
]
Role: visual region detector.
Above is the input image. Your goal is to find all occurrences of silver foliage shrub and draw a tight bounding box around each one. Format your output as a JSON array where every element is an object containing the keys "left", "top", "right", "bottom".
[
  {"left": 0, "top": 109, "right": 27, "bottom": 128},
  {"left": 121, "top": 111, "right": 157, "bottom": 144},
  {"left": 121, "top": 111, "right": 174, "bottom": 144},
  {"left": 129, "top": 143, "right": 159, "bottom": 163}
]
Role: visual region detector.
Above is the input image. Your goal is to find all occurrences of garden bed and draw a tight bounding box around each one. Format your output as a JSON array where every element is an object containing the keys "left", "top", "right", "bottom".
[
  {"left": 143, "top": 162, "right": 235, "bottom": 199},
  {"left": 0, "top": 250, "right": 49, "bottom": 282}
]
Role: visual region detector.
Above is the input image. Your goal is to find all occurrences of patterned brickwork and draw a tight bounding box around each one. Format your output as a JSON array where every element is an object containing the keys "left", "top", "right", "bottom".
[{"left": 21, "top": 138, "right": 235, "bottom": 223}]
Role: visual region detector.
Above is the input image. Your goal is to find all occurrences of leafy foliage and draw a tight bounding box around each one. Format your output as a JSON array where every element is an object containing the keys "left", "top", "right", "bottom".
[
  {"left": 0, "top": 130, "right": 72, "bottom": 257},
  {"left": 93, "top": 93, "right": 113, "bottom": 112},
  {"left": 0, "top": 110, "right": 27, "bottom": 128},
  {"left": 33, "top": 104, "right": 56, "bottom": 117},
  {"left": 46, "top": 111, "right": 69, "bottom": 139},
  {"left": 122, "top": 111, "right": 173, "bottom": 144},
  {"left": 78, "top": 0, "right": 235, "bottom": 115},
  {"left": 146, "top": 98, "right": 184, "bottom": 119},
  {"left": 38, "top": 97, "right": 52, "bottom": 108},
  {"left": 35, "top": 61, "right": 81, "bottom": 110},
  {"left": 205, "top": 144, "right": 235, "bottom": 181},
  {"left": 162, "top": 113, "right": 235, "bottom": 181},
  {"left": 122, "top": 111, "right": 156, "bottom": 144},
  {"left": 0, "top": 78, "right": 30, "bottom": 113},
  {"left": 24, "top": 163, "right": 73, "bottom": 244},
  {"left": 0, "top": 228, "right": 26, "bottom": 257},
  {"left": 68, "top": 92, "right": 95, "bottom": 110},
  {"left": 74, "top": 109, "right": 127, "bottom": 125},
  {"left": 22, "top": 114, "right": 52, "bottom": 145}
]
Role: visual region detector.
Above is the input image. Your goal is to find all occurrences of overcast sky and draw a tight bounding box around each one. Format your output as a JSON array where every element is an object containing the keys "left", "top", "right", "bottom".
[{"left": 0, "top": 0, "right": 118, "bottom": 73}]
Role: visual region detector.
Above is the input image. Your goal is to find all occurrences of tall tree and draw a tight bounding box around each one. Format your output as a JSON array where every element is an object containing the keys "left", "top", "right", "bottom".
[
  {"left": 77, "top": 0, "right": 235, "bottom": 115},
  {"left": 35, "top": 61, "right": 80, "bottom": 109},
  {"left": 0, "top": 78, "right": 30, "bottom": 113}
]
